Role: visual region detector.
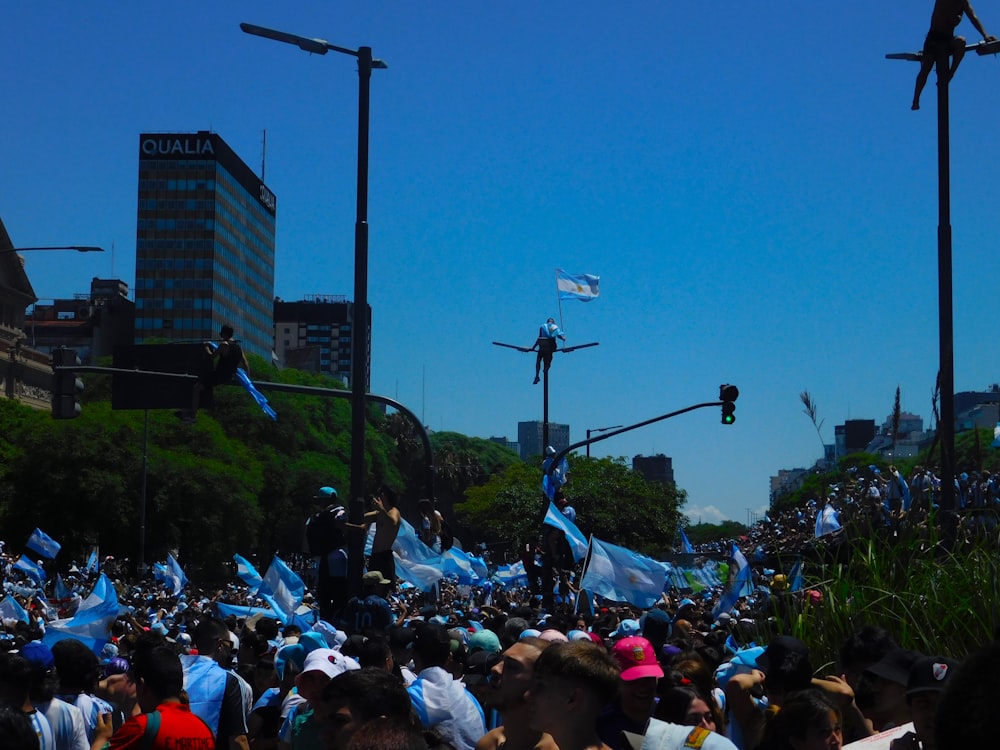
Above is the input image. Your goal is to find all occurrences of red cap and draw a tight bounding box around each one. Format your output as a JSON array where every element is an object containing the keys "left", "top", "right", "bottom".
[{"left": 611, "top": 637, "right": 664, "bottom": 681}]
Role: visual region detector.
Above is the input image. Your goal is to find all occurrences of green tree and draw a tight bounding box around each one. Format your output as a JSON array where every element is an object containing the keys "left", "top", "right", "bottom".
[{"left": 457, "top": 455, "right": 685, "bottom": 558}]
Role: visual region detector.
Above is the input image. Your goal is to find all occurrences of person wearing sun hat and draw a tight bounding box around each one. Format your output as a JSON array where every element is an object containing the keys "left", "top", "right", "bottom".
[{"left": 597, "top": 636, "right": 665, "bottom": 749}]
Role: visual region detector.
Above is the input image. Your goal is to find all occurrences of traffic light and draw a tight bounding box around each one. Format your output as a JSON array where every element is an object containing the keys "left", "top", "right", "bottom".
[
  {"left": 720, "top": 384, "right": 739, "bottom": 425},
  {"left": 51, "top": 348, "right": 83, "bottom": 419}
]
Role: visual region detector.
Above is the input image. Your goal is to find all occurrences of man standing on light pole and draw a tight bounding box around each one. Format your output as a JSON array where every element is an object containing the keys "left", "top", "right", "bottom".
[{"left": 912, "top": 0, "right": 995, "bottom": 109}]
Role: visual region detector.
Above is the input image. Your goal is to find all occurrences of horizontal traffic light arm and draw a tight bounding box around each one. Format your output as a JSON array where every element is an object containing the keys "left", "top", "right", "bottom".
[{"left": 544, "top": 400, "right": 725, "bottom": 480}]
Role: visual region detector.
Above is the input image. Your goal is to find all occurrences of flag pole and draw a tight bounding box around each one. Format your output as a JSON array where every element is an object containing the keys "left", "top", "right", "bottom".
[{"left": 555, "top": 268, "right": 566, "bottom": 348}]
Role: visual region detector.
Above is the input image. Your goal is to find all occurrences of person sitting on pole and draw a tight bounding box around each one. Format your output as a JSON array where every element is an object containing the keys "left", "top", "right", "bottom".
[
  {"left": 912, "top": 0, "right": 996, "bottom": 110},
  {"left": 531, "top": 318, "right": 565, "bottom": 385}
]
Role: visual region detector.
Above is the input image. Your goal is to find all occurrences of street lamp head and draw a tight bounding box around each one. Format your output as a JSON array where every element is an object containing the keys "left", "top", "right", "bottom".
[
  {"left": 2, "top": 245, "right": 106, "bottom": 254},
  {"left": 240, "top": 22, "right": 330, "bottom": 55}
]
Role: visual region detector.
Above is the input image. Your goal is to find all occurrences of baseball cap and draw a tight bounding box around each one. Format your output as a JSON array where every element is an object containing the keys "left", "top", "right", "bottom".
[
  {"left": 906, "top": 656, "right": 960, "bottom": 696},
  {"left": 539, "top": 629, "right": 569, "bottom": 643},
  {"left": 866, "top": 649, "right": 923, "bottom": 686},
  {"left": 611, "top": 637, "right": 665, "bottom": 681},
  {"left": 612, "top": 619, "right": 640, "bottom": 638},
  {"left": 464, "top": 650, "right": 501, "bottom": 686},
  {"left": 757, "top": 636, "right": 813, "bottom": 690},
  {"left": 317, "top": 486, "right": 338, "bottom": 498},
  {"left": 468, "top": 629, "right": 502, "bottom": 654},
  {"left": 362, "top": 570, "right": 390, "bottom": 586},
  {"left": 300, "top": 648, "right": 359, "bottom": 680}
]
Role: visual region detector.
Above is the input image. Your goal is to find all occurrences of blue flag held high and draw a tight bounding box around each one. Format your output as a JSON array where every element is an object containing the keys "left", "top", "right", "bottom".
[
  {"left": 13, "top": 555, "right": 45, "bottom": 583},
  {"left": 233, "top": 554, "right": 264, "bottom": 594},
  {"left": 43, "top": 573, "right": 121, "bottom": 654},
  {"left": 26, "top": 528, "right": 61, "bottom": 559},
  {"left": 788, "top": 558, "right": 804, "bottom": 592},
  {"left": 543, "top": 501, "right": 589, "bottom": 562},
  {"left": 680, "top": 528, "right": 695, "bottom": 554},
  {"left": 259, "top": 556, "right": 305, "bottom": 622},
  {"left": 713, "top": 543, "right": 754, "bottom": 619},
  {"left": 0, "top": 595, "right": 30, "bottom": 624},
  {"left": 85, "top": 548, "right": 99, "bottom": 575},
  {"left": 166, "top": 554, "right": 188, "bottom": 596},
  {"left": 556, "top": 268, "right": 600, "bottom": 302},
  {"left": 579, "top": 537, "right": 667, "bottom": 609},
  {"left": 815, "top": 503, "right": 842, "bottom": 538}
]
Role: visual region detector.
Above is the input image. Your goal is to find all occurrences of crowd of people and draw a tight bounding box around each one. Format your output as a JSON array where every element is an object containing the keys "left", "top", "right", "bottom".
[{"left": 0, "top": 471, "right": 996, "bottom": 750}]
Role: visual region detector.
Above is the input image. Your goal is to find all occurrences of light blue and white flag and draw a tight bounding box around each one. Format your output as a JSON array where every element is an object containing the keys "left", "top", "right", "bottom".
[
  {"left": 13, "top": 555, "right": 45, "bottom": 583},
  {"left": 788, "top": 558, "right": 804, "bottom": 593},
  {"left": 43, "top": 573, "right": 121, "bottom": 654},
  {"left": 713, "top": 543, "right": 754, "bottom": 618},
  {"left": 85, "top": 548, "right": 99, "bottom": 575},
  {"left": 165, "top": 554, "right": 188, "bottom": 596},
  {"left": 542, "top": 455, "right": 569, "bottom": 500},
  {"left": 0, "top": 595, "right": 30, "bottom": 624},
  {"left": 26, "top": 528, "right": 61, "bottom": 560},
  {"left": 579, "top": 537, "right": 667, "bottom": 609},
  {"left": 440, "top": 549, "right": 481, "bottom": 586},
  {"left": 493, "top": 561, "right": 529, "bottom": 589},
  {"left": 233, "top": 554, "right": 264, "bottom": 594},
  {"left": 53, "top": 574, "right": 72, "bottom": 601},
  {"left": 556, "top": 268, "right": 600, "bottom": 302},
  {"left": 543, "top": 501, "right": 589, "bottom": 562},
  {"left": 815, "top": 504, "right": 842, "bottom": 538},
  {"left": 393, "top": 519, "right": 438, "bottom": 564},
  {"left": 680, "top": 528, "right": 695, "bottom": 554},
  {"left": 259, "top": 556, "right": 305, "bottom": 622}
]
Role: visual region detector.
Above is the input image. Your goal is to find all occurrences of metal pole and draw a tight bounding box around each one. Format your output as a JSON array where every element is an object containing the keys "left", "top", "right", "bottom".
[
  {"left": 936, "top": 50, "right": 956, "bottom": 516},
  {"left": 139, "top": 409, "right": 149, "bottom": 576},
  {"left": 542, "top": 366, "right": 550, "bottom": 451},
  {"left": 348, "top": 47, "right": 374, "bottom": 598},
  {"left": 586, "top": 429, "right": 592, "bottom": 458}
]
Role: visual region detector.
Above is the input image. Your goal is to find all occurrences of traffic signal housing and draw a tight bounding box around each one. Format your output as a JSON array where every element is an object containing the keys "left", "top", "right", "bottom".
[
  {"left": 720, "top": 384, "right": 739, "bottom": 425},
  {"left": 51, "top": 348, "right": 83, "bottom": 419}
]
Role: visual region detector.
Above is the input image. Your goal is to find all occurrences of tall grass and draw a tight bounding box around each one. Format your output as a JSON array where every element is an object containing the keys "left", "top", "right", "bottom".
[{"left": 770, "top": 523, "right": 1000, "bottom": 669}]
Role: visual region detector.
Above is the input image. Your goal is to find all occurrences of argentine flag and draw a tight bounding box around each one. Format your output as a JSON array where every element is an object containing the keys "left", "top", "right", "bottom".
[
  {"left": 260, "top": 556, "right": 305, "bottom": 622},
  {"left": 815, "top": 504, "right": 842, "bottom": 538},
  {"left": 166, "top": 554, "right": 188, "bottom": 596},
  {"left": 556, "top": 268, "right": 600, "bottom": 302},
  {"left": 543, "top": 501, "right": 589, "bottom": 562},
  {"left": 580, "top": 537, "right": 667, "bottom": 608},
  {"left": 26, "top": 528, "right": 61, "bottom": 560},
  {"left": 233, "top": 554, "right": 264, "bottom": 594}
]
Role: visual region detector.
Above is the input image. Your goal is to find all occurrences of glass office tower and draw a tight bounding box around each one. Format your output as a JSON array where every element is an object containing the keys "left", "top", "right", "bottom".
[{"left": 134, "top": 131, "right": 276, "bottom": 359}]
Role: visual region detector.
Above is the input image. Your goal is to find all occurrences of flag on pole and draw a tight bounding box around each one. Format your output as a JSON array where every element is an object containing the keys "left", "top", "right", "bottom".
[
  {"left": 43, "top": 574, "right": 120, "bottom": 654},
  {"left": 579, "top": 537, "right": 667, "bottom": 608},
  {"left": 259, "top": 556, "right": 305, "bottom": 622},
  {"left": 0, "top": 595, "right": 30, "bottom": 624},
  {"left": 713, "top": 543, "right": 754, "bottom": 618},
  {"left": 543, "top": 501, "right": 589, "bottom": 562},
  {"left": 815, "top": 503, "right": 842, "bottom": 538},
  {"left": 85, "top": 548, "right": 99, "bottom": 575},
  {"left": 26, "top": 528, "right": 61, "bottom": 559},
  {"left": 13, "top": 555, "right": 45, "bottom": 583},
  {"left": 680, "top": 528, "right": 695, "bottom": 554},
  {"left": 165, "top": 554, "right": 188, "bottom": 596},
  {"left": 556, "top": 268, "right": 600, "bottom": 302},
  {"left": 788, "top": 558, "right": 804, "bottom": 592},
  {"left": 233, "top": 554, "right": 264, "bottom": 594}
]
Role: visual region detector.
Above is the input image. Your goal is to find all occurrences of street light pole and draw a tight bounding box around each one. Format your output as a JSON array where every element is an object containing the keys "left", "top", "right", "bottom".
[
  {"left": 585, "top": 425, "right": 623, "bottom": 457},
  {"left": 241, "top": 22, "right": 386, "bottom": 596},
  {"left": 886, "top": 38, "right": 1000, "bottom": 521},
  {"left": 2, "top": 246, "right": 104, "bottom": 254}
]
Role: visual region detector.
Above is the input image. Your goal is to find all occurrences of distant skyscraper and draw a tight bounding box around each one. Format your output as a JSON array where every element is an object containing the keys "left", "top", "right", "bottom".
[
  {"left": 518, "top": 420, "right": 569, "bottom": 461},
  {"left": 632, "top": 454, "right": 675, "bottom": 486},
  {"left": 274, "top": 295, "right": 370, "bottom": 388},
  {"left": 134, "top": 131, "right": 276, "bottom": 359}
]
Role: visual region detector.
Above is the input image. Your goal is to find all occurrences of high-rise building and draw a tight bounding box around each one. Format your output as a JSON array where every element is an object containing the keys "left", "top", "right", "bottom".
[
  {"left": 632, "top": 454, "right": 675, "bottom": 486},
  {"left": 274, "top": 295, "right": 370, "bottom": 387},
  {"left": 134, "top": 131, "right": 276, "bottom": 359},
  {"left": 518, "top": 420, "right": 570, "bottom": 461}
]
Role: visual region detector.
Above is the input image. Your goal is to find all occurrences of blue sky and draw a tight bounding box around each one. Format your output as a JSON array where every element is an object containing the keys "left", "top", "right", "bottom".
[{"left": 4, "top": 2, "right": 1000, "bottom": 524}]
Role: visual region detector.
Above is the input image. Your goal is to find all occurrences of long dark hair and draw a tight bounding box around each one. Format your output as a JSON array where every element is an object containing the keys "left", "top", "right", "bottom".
[{"left": 758, "top": 689, "right": 841, "bottom": 750}]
